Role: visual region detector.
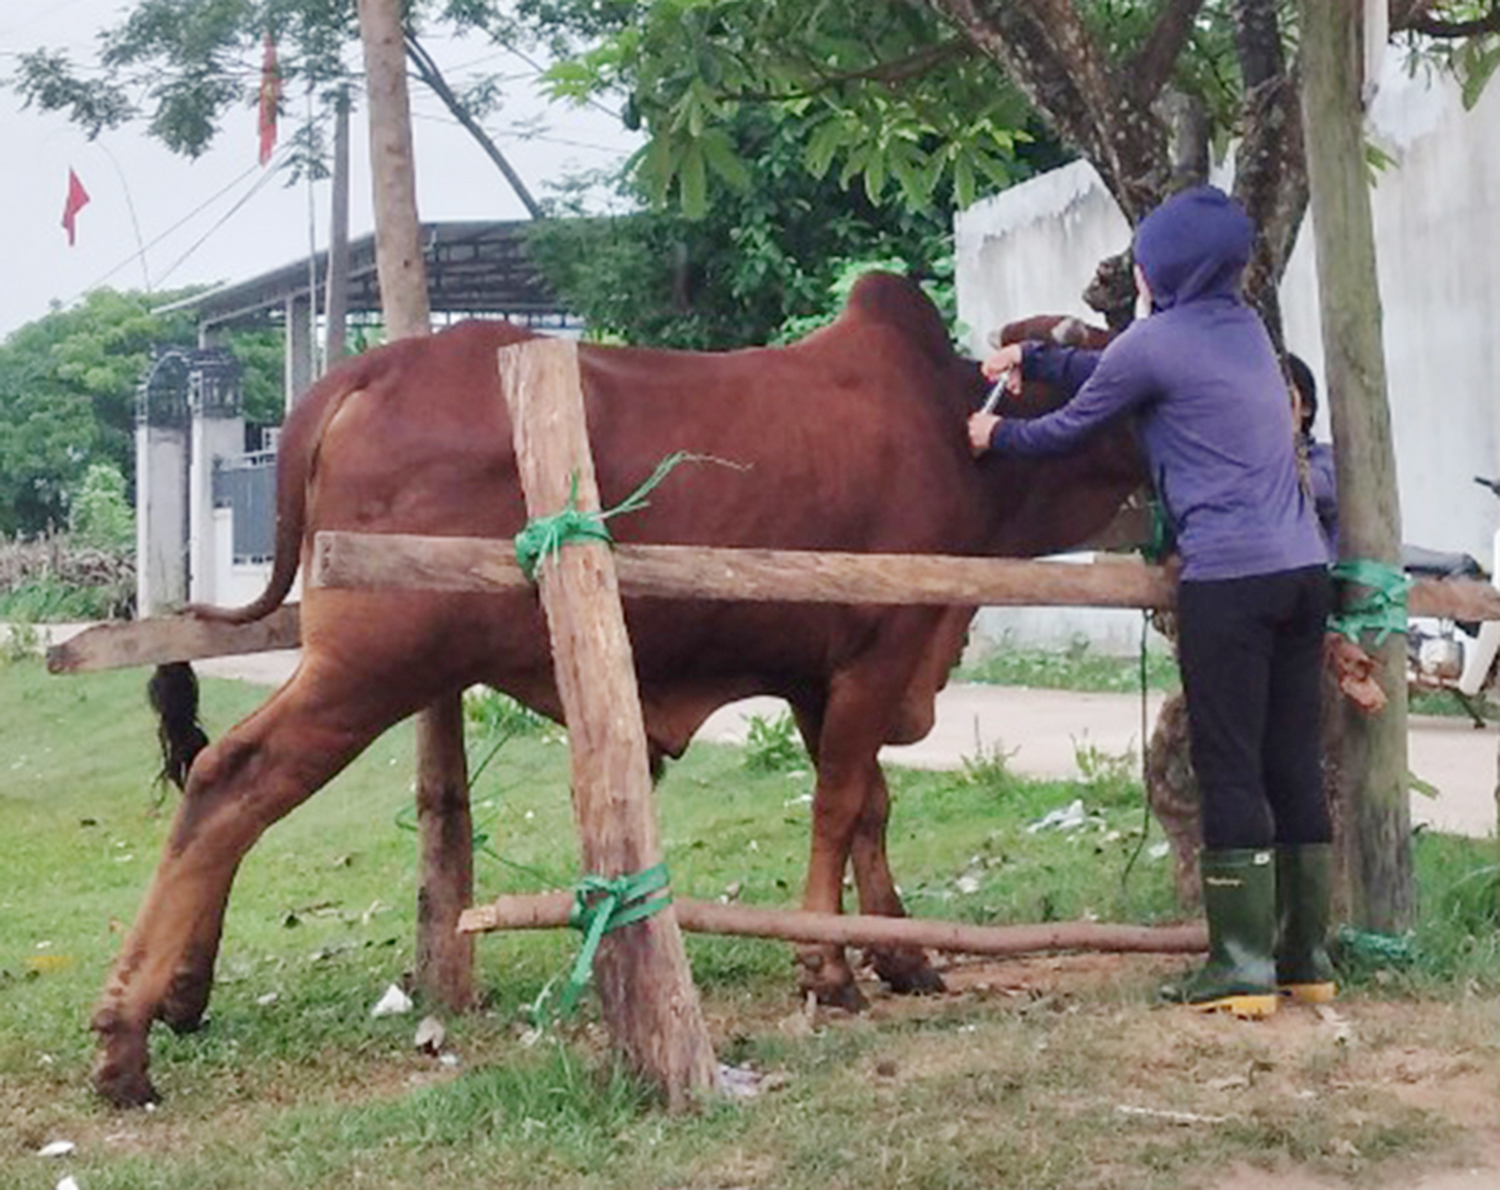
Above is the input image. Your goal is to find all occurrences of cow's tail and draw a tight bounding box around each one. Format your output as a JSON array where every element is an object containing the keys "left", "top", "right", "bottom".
[
  {"left": 146, "top": 364, "right": 365, "bottom": 789},
  {"left": 148, "top": 661, "right": 209, "bottom": 792},
  {"left": 184, "top": 363, "right": 364, "bottom": 626}
]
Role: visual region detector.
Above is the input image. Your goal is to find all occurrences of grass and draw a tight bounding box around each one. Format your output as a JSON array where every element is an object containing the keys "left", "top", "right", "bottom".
[
  {"left": 3, "top": 657, "right": 1499, "bottom": 1188},
  {"left": 957, "top": 631, "right": 1181, "bottom": 695}
]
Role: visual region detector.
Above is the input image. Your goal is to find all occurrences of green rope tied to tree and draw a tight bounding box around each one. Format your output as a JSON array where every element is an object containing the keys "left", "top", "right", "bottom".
[
  {"left": 1329, "top": 558, "right": 1410, "bottom": 645},
  {"left": 514, "top": 450, "right": 714, "bottom": 581},
  {"left": 550, "top": 863, "right": 673, "bottom": 1018}
]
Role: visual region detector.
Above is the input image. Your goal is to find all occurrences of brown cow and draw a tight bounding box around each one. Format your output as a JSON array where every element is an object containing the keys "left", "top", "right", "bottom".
[{"left": 91, "top": 274, "right": 1142, "bottom": 1105}]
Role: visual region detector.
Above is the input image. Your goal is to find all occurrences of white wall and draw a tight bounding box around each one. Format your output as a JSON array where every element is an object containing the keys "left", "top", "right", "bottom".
[{"left": 957, "top": 50, "right": 1500, "bottom": 654}]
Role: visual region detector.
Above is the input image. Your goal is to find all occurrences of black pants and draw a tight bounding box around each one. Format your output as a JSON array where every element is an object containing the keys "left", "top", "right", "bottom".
[{"left": 1176, "top": 565, "right": 1333, "bottom": 851}]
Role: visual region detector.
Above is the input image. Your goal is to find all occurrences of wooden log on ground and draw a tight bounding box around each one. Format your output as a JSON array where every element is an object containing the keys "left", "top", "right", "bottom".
[
  {"left": 459, "top": 892, "right": 1209, "bottom": 957},
  {"left": 45, "top": 605, "right": 302, "bottom": 674},
  {"left": 313, "top": 529, "right": 1500, "bottom": 621},
  {"left": 503, "top": 337, "right": 717, "bottom": 1108}
]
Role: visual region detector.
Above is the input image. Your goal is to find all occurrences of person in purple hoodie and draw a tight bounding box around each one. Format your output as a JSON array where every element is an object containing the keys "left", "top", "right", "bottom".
[{"left": 969, "top": 186, "right": 1335, "bottom": 1018}]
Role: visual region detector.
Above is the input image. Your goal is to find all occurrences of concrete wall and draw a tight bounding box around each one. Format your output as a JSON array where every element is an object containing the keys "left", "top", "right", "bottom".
[
  {"left": 957, "top": 49, "right": 1500, "bottom": 654},
  {"left": 211, "top": 507, "right": 299, "bottom": 609}
]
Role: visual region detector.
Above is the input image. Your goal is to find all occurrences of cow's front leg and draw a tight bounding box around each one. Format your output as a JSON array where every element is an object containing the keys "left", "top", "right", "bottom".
[{"left": 850, "top": 766, "right": 944, "bottom": 995}]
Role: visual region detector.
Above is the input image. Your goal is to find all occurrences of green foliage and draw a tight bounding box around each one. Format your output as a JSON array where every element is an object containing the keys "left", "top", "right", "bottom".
[
  {"left": 0, "top": 289, "right": 281, "bottom": 538},
  {"left": 741, "top": 710, "right": 806, "bottom": 774},
  {"left": 958, "top": 631, "right": 1181, "bottom": 695},
  {"left": 69, "top": 463, "right": 136, "bottom": 550},
  {"left": 536, "top": 0, "right": 1041, "bottom": 217},
  {"left": 526, "top": 106, "right": 963, "bottom": 350}
]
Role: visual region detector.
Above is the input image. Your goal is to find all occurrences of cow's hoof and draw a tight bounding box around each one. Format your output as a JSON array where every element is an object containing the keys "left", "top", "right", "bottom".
[
  {"left": 796, "top": 948, "right": 868, "bottom": 1012},
  {"left": 873, "top": 949, "right": 946, "bottom": 996},
  {"left": 92, "top": 1056, "right": 159, "bottom": 1108},
  {"left": 816, "top": 979, "right": 869, "bottom": 1013}
]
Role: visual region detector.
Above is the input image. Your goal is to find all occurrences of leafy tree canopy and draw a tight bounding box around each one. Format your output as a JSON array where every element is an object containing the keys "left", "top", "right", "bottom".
[{"left": 0, "top": 290, "right": 281, "bottom": 538}]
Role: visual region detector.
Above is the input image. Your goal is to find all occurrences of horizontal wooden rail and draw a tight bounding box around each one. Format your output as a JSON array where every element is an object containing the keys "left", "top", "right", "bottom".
[
  {"left": 41, "top": 535, "right": 1500, "bottom": 676},
  {"left": 458, "top": 891, "right": 1208, "bottom": 957},
  {"left": 312, "top": 530, "right": 1500, "bottom": 621},
  {"left": 313, "top": 531, "right": 1178, "bottom": 608},
  {"left": 46, "top": 605, "right": 301, "bottom": 675}
]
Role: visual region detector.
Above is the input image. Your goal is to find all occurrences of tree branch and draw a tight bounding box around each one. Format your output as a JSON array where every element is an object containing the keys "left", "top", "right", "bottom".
[
  {"left": 403, "top": 32, "right": 543, "bottom": 219},
  {"left": 922, "top": 0, "right": 1169, "bottom": 221},
  {"left": 1127, "top": 0, "right": 1209, "bottom": 106},
  {"left": 1405, "top": 6, "right": 1500, "bottom": 39}
]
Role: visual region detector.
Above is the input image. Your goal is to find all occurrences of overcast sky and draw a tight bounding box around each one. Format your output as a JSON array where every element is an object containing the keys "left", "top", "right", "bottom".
[{"left": 0, "top": 0, "right": 639, "bottom": 339}]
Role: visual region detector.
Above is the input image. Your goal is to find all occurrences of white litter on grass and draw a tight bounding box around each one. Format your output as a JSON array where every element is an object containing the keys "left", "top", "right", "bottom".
[
  {"left": 1026, "top": 799, "right": 1098, "bottom": 834},
  {"left": 1147, "top": 841, "right": 1173, "bottom": 861},
  {"left": 37, "top": 1140, "right": 75, "bottom": 1157},
  {"left": 1116, "top": 1104, "right": 1229, "bottom": 1126},
  {"left": 413, "top": 1016, "right": 446, "bottom": 1054},
  {"left": 256, "top": 992, "right": 279, "bottom": 1007},
  {"left": 370, "top": 984, "right": 414, "bottom": 1018},
  {"left": 57, "top": 1177, "right": 81, "bottom": 1190}
]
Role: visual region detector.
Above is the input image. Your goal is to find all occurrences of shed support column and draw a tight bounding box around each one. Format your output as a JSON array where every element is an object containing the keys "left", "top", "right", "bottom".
[{"left": 285, "top": 293, "right": 314, "bottom": 409}]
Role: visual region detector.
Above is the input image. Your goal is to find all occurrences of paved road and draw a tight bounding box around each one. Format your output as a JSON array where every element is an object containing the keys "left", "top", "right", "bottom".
[{"left": 29, "top": 624, "right": 1498, "bottom": 839}]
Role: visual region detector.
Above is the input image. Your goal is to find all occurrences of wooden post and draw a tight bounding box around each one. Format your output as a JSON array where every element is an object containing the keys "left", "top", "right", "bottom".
[
  {"left": 357, "top": 0, "right": 475, "bottom": 1010},
  {"left": 1299, "top": 0, "right": 1412, "bottom": 931},
  {"left": 501, "top": 338, "right": 717, "bottom": 1108},
  {"left": 414, "top": 692, "right": 474, "bottom": 1010}
]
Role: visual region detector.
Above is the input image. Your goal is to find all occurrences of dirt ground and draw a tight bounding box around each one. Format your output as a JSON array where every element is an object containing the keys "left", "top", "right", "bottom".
[{"left": 783, "top": 952, "right": 1500, "bottom": 1190}]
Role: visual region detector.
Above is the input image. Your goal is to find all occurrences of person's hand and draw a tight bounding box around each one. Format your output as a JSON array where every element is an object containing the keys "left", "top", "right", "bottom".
[
  {"left": 968, "top": 412, "right": 1001, "bottom": 458},
  {"left": 980, "top": 342, "right": 1024, "bottom": 392}
]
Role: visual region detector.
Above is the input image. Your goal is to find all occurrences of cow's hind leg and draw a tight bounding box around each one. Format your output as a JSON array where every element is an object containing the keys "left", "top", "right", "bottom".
[
  {"left": 91, "top": 664, "right": 421, "bottom": 1107},
  {"left": 850, "top": 766, "right": 944, "bottom": 995}
]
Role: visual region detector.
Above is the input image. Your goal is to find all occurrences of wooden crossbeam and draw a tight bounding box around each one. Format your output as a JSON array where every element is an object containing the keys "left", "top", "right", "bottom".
[
  {"left": 45, "top": 605, "right": 301, "bottom": 674},
  {"left": 311, "top": 529, "right": 1500, "bottom": 621},
  {"left": 459, "top": 891, "right": 1209, "bottom": 958},
  {"left": 40, "top": 539, "right": 1500, "bottom": 677}
]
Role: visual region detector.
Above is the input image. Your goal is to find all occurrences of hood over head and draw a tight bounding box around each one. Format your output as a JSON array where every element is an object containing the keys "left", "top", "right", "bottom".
[{"left": 1133, "top": 185, "right": 1254, "bottom": 312}]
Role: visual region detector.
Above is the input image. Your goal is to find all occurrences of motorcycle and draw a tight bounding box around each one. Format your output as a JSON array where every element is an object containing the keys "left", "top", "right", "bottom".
[{"left": 1404, "top": 476, "right": 1500, "bottom": 726}]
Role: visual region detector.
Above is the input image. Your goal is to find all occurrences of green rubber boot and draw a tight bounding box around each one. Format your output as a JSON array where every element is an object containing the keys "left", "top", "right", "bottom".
[
  {"left": 1275, "top": 843, "right": 1337, "bottom": 1004},
  {"left": 1161, "top": 848, "right": 1278, "bottom": 1019}
]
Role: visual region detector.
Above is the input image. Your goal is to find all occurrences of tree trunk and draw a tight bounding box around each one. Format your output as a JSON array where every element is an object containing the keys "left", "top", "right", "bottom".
[
  {"left": 1298, "top": 0, "right": 1413, "bottom": 931},
  {"left": 356, "top": 0, "right": 476, "bottom": 1008}
]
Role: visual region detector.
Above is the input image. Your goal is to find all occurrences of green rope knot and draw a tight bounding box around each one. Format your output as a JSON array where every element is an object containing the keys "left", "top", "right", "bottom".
[
  {"left": 1329, "top": 558, "right": 1410, "bottom": 645},
  {"left": 553, "top": 863, "right": 673, "bottom": 1018},
  {"left": 514, "top": 474, "right": 611, "bottom": 581},
  {"left": 515, "top": 450, "right": 729, "bottom": 582}
]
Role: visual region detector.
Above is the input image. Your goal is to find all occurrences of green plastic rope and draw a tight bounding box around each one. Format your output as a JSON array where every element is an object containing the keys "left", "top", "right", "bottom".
[
  {"left": 1329, "top": 558, "right": 1410, "bottom": 645},
  {"left": 552, "top": 863, "right": 673, "bottom": 1018},
  {"left": 514, "top": 450, "right": 713, "bottom": 581}
]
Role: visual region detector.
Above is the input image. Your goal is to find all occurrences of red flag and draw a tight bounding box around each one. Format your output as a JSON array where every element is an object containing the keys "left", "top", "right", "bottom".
[
  {"left": 258, "top": 31, "right": 280, "bottom": 166},
  {"left": 61, "top": 168, "right": 90, "bottom": 246}
]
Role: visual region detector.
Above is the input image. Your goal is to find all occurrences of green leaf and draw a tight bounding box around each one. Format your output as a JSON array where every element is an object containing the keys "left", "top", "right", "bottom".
[
  {"left": 678, "top": 141, "right": 709, "bottom": 218},
  {"left": 699, "top": 129, "right": 753, "bottom": 192}
]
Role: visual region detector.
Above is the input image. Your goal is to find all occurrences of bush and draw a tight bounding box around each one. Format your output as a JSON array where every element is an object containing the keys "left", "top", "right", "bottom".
[
  {"left": 0, "top": 534, "right": 134, "bottom": 620},
  {"left": 69, "top": 463, "right": 135, "bottom": 550}
]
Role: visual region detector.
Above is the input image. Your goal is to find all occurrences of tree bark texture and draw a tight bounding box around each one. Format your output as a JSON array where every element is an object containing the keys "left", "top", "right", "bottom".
[
  {"left": 922, "top": 0, "right": 1304, "bottom": 331},
  {"left": 1299, "top": 0, "right": 1413, "bottom": 932},
  {"left": 500, "top": 338, "right": 717, "bottom": 1109},
  {"left": 357, "top": 0, "right": 474, "bottom": 1006}
]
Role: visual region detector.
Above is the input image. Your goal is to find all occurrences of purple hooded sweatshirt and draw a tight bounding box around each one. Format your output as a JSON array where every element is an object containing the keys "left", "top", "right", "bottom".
[{"left": 989, "top": 185, "right": 1328, "bottom": 582}]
